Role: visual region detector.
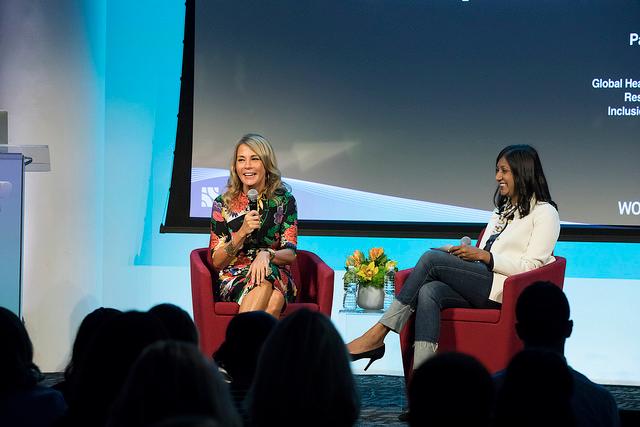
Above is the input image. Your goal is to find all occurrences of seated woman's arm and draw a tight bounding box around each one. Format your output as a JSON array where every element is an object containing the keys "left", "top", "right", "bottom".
[
  {"left": 492, "top": 204, "right": 560, "bottom": 276},
  {"left": 275, "top": 193, "right": 298, "bottom": 266},
  {"left": 246, "top": 193, "right": 297, "bottom": 285},
  {"left": 210, "top": 200, "right": 260, "bottom": 270},
  {"left": 211, "top": 230, "right": 250, "bottom": 271},
  {"left": 450, "top": 245, "right": 492, "bottom": 264},
  {"left": 268, "top": 248, "right": 296, "bottom": 266}
]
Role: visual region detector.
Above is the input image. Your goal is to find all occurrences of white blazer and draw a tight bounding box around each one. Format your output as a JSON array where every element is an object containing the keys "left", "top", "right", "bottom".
[{"left": 478, "top": 201, "right": 560, "bottom": 303}]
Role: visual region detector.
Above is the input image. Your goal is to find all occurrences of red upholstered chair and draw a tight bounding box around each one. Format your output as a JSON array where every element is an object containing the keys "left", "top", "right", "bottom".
[
  {"left": 190, "top": 248, "right": 334, "bottom": 356},
  {"left": 395, "top": 233, "right": 566, "bottom": 382}
]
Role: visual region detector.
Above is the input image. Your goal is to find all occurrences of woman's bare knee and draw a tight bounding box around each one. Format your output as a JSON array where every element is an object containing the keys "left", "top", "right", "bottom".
[
  {"left": 239, "top": 281, "right": 274, "bottom": 313},
  {"left": 266, "top": 290, "right": 285, "bottom": 316}
]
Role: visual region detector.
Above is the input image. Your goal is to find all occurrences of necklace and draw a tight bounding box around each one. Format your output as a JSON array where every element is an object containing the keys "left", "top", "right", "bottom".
[{"left": 493, "top": 202, "right": 518, "bottom": 234}]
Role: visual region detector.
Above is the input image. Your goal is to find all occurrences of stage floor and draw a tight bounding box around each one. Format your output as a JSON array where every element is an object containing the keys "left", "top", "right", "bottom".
[
  {"left": 42, "top": 372, "right": 639, "bottom": 426},
  {"left": 355, "top": 374, "right": 640, "bottom": 426}
]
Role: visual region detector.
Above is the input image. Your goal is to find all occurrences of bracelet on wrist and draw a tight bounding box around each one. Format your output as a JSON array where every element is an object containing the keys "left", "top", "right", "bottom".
[{"left": 262, "top": 248, "right": 276, "bottom": 261}]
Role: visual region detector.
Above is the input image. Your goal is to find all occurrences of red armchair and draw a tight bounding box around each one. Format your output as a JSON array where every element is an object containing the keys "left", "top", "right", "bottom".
[
  {"left": 395, "top": 244, "right": 566, "bottom": 380},
  {"left": 190, "top": 248, "right": 335, "bottom": 356}
]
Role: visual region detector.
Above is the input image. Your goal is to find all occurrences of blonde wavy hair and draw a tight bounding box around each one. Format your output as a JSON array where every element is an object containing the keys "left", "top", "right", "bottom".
[{"left": 223, "top": 134, "right": 284, "bottom": 205}]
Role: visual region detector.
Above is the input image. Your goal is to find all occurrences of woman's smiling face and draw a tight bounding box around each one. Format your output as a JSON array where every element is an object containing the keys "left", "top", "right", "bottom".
[
  {"left": 496, "top": 156, "right": 517, "bottom": 204},
  {"left": 235, "top": 143, "right": 266, "bottom": 193}
]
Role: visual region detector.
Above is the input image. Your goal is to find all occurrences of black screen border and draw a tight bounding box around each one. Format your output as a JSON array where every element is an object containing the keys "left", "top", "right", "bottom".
[{"left": 160, "top": 0, "right": 640, "bottom": 243}]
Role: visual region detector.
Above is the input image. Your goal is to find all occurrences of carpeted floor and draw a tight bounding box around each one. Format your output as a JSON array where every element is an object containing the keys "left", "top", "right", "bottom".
[
  {"left": 355, "top": 375, "right": 407, "bottom": 426},
  {"left": 354, "top": 375, "right": 640, "bottom": 426},
  {"left": 41, "top": 373, "right": 639, "bottom": 426}
]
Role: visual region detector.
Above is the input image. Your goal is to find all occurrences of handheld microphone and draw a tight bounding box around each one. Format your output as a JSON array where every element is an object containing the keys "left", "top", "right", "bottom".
[
  {"left": 460, "top": 236, "right": 472, "bottom": 246},
  {"left": 247, "top": 189, "right": 259, "bottom": 212},
  {"left": 247, "top": 189, "right": 259, "bottom": 242}
]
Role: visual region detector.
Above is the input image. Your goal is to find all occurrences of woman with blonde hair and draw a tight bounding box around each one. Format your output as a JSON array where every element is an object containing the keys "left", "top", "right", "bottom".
[{"left": 209, "top": 134, "right": 298, "bottom": 316}]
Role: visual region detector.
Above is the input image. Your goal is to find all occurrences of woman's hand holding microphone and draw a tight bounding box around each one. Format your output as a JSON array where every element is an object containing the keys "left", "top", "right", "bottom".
[
  {"left": 239, "top": 209, "right": 261, "bottom": 238},
  {"left": 240, "top": 209, "right": 271, "bottom": 286},
  {"left": 449, "top": 237, "right": 491, "bottom": 264}
]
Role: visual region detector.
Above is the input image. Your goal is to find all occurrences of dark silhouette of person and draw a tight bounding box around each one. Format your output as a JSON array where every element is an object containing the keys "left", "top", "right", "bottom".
[
  {"left": 0, "top": 307, "right": 66, "bottom": 427},
  {"left": 213, "top": 311, "right": 277, "bottom": 417},
  {"left": 53, "top": 307, "right": 121, "bottom": 401},
  {"left": 149, "top": 303, "right": 199, "bottom": 344},
  {"left": 59, "top": 310, "right": 168, "bottom": 427},
  {"left": 495, "top": 348, "right": 575, "bottom": 427},
  {"left": 497, "top": 281, "right": 620, "bottom": 427},
  {"left": 107, "top": 340, "right": 241, "bottom": 427},
  {"left": 408, "top": 352, "right": 494, "bottom": 427},
  {"left": 247, "top": 309, "right": 360, "bottom": 427},
  {"left": 150, "top": 416, "right": 221, "bottom": 427}
]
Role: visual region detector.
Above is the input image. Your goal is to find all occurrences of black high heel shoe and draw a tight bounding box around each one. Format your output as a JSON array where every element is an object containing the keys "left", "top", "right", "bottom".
[{"left": 350, "top": 344, "right": 385, "bottom": 371}]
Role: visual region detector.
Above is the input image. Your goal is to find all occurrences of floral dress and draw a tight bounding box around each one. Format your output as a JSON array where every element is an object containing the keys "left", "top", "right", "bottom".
[{"left": 209, "top": 190, "right": 298, "bottom": 305}]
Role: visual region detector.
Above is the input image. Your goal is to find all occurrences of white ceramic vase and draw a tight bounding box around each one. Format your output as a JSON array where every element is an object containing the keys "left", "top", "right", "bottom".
[{"left": 357, "top": 285, "right": 384, "bottom": 310}]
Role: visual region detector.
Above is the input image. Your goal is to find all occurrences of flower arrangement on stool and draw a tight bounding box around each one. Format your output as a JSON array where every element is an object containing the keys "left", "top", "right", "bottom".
[{"left": 344, "top": 247, "right": 397, "bottom": 310}]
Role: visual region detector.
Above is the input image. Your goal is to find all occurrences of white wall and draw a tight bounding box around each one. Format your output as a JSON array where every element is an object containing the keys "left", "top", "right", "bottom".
[
  {"left": 0, "top": 0, "right": 190, "bottom": 372},
  {"left": 0, "top": 0, "right": 106, "bottom": 371}
]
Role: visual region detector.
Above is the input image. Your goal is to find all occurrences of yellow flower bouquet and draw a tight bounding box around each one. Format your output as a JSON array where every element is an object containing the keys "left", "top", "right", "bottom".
[{"left": 344, "top": 247, "right": 397, "bottom": 289}]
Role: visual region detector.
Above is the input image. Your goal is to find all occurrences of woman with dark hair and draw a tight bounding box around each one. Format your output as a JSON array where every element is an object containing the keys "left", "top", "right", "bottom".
[
  {"left": 348, "top": 145, "right": 560, "bottom": 371},
  {"left": 492, "top": 145, "right": 557, "bottom": 219},
  {"left": 107, "top": 341, "right": 241, "bottom": 427},
  {"left": 408, "top": 352, "right": 494, "bottom": 427},
  {"left": 213, "top": 311, "right": 277, "bottom": 416},
  {"left": 209, "top": 134, "right": 298, "bottom": 317},
  {"left": 53, "top": 307, "right": 121, "bottom": 400},
  {"left": 0, "top": 307, "right": 66, "bottom": 427},
  {"left": 149, "top": 303, "right": 198, "bottom": 344},
  {"left": 59, "top": 311, "right": 169, "bottom": 427},
  {"left": 247, "top": 309, "right": 360, "bottom": 427}
]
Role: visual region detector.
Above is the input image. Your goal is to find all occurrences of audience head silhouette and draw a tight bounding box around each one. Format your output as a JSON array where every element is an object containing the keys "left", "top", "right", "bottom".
[
  {"left": 0, "top": 307, "right": 67, "bottom": 426},
  {"left": 150, "top": 416, "right": 222, "bottom": 427},
  {"left": 495, "top": 349, "right": 575, "bottom": 427},
  {"left": 516, "top": 281, "right": 572, "bottom": 351},
  {"left": 107, "top": 340, "right": 241, "bottom": 427},
  {"left": 214, "top": 310, "right": 277, "bottom": 388},
  {"left": 149, "top": 303, "right": 199, "bottom": 344},
  {"left": 408, "top": 352, "right": 494, "bottom": 427},
  {"left": 63, "top": 307, "right": 121, "bottom": 383},
  {"left": 63, "top": 310, "right": 169, "bottom": 426},
  {"left": 248, "top": 309, "right": 359, "bottom": 427},
  {"left": 0, "top": 307, "right": 40, "bottom": 395}
]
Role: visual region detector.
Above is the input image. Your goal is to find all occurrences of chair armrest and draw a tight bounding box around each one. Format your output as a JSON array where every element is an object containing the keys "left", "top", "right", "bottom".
[
  {"left": 314, "top": 257, "right": 335, "bottom": 317},
  {"left": 499, "top": 257, "right": 567, "bottom": 326},
  {"left": 501, "top": 257, "right": 567, "bottom": 308},
  {"left": 190, "top": 248, "right": 218, "bottom": 328},
  {"left": 296, "top": 250, "right": 334, "bottom": 316}
]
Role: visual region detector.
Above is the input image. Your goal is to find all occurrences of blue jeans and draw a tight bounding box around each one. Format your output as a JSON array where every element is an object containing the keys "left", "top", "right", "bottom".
[{"left": 395, "top": 249, "right": 498, "bottom": 343}]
